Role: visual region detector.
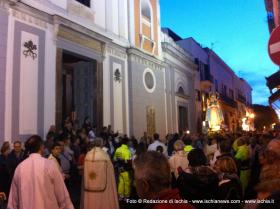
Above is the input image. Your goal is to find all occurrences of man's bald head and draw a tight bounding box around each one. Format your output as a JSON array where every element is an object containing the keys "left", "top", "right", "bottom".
[
  {"left": 264, "top": 139, "right": 280, "bottom": 165},
  {"left": 134, "top": 151, "right": 171, "bottom": 198},
  {"left": 267, "top": 139, "right": 280, "bottom": 153}
]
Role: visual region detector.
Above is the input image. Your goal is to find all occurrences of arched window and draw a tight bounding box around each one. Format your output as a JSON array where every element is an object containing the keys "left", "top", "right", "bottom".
[
  {"left": 177, "top": 86, "right": 185, "bottom": 95},
  {"left": 141, "top": 0, "right": 151, "bottom": 21},
  {"left": 140, "top": 0, "right": 155, "bottom": 53},
  {"left": 76, "top": 0, "right": 90, "bottom": 7}
]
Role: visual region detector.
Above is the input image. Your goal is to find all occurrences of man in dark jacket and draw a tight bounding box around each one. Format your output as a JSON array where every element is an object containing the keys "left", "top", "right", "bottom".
[
  {"left": 167, "top": 133, "right": 179, "bottom": 156},
  {"left": 176, "top": 149, "right": 219, "bottom": 209},
  {"left": 7, "top": 141, "right": 24, "bottom": 179}
]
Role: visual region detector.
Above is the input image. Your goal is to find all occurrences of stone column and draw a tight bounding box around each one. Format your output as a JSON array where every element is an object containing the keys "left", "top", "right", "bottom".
[
  {"left": 55, "top": 48, "right": 63, "bottom": 129},
  {"left": 96, "top": 61, "right": 103, "bottom": 131}
]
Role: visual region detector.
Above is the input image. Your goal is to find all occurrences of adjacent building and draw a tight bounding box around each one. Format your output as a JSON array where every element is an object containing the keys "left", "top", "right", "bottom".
[
  {"left": 177, "top": 37, "right": 253, "bottom": 132},
  {"left": 266, "top": 71, "right": 280, "bottom": 120},
  {"left": 265, "top": 0, "right": 280, "bottom": 32},
  {"left": 161, "top": 31, "right": 197, "bottom": 135},
  {"left": 264, "top": 0, "right": 280, "bottom": 121}
]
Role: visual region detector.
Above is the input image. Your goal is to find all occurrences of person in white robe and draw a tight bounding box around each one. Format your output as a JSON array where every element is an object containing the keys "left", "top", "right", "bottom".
[
  {"left": 148, "top": 133, "right": 167, "bottom": 156},
  {"left": 7, "top": 135, "right": 74, "bottom": 209},
  {"left": 81, "top": 137, "right": 119, "bottom": 209},
  {"left": 169, "top": 140, "right": 189, "bottom": 179}
]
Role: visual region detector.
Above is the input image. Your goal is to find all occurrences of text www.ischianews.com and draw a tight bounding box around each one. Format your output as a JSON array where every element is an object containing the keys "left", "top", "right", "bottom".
[{"left": 126, "top": 198, "right": 275, "bottom": 204}]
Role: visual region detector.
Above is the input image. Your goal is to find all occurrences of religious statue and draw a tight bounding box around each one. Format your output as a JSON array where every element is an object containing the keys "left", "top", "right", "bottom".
[{"left": 205, "top": 92, "right": 224, "bottom": 132}]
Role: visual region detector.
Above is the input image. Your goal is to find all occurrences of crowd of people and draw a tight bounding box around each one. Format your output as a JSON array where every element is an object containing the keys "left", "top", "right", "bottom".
[{"left": 0, "top": 117, "right": 280, "bottom": 209}]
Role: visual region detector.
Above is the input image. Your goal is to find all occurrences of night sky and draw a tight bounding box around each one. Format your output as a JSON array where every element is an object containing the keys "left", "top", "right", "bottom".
[{"left": 160, "top": 0, "right": 279, "bottom": 105}]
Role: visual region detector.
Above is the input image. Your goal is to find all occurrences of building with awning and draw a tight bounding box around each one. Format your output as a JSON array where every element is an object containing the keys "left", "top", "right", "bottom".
[
  {"left": 266, "top": 70, "right": 280, "bottom": 120},
  {"left": 264, "top": 0, "right": 280, "bottom": 121}
]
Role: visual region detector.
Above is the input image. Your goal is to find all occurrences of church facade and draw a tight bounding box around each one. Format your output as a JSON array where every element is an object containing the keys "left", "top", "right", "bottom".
[{"left": 0, "top": 0, "right": 197, "bottom": 142}]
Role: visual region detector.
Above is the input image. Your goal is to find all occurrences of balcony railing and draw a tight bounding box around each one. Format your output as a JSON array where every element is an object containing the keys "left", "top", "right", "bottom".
[
  {"left": 266, "top": 70, "right": 280, "bottom": 91},
  {"left": 200, "top": 65, "right": 213, "bottom": 83},
  {"left": 237, "top": 94, "right": 246, "bottom": 104},
  {"left": 201, "top": 73, "right": 213, "bottom": 83},
  {"left": 220, "top": 94, "right": 237, "bottom": 108}
]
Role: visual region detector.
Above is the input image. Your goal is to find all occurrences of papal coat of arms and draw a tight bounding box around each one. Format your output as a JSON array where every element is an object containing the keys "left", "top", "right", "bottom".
[{"left": 23, "top": 40, "right": 37, "bottom": 60}]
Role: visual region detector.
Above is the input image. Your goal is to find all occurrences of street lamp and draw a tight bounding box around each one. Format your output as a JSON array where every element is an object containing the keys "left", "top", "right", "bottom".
[
  {"left": 249, "top": 113, "right": 255, "bottom": 119},
  {"left": 242, "top": 117, "right": 249, "bottom": 131}
]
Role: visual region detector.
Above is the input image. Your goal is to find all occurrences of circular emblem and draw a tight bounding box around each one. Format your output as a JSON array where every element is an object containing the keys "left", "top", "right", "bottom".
[{"left": 143, "top": 68, "right": 156, "bottom": 93}]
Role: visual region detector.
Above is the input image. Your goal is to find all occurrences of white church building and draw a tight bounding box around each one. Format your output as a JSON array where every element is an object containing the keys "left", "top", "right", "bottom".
[{"left": 0, "top": 0, "right": 197, "bottom": 143}]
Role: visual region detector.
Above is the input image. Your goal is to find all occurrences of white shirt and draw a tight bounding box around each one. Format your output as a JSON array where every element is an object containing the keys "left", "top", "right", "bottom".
[
  {"left": 148, "top": 140, "right": 167, "bottom": 155},
  {"left": 8, "top": 153, "right": 74, "bottom": 209},
  {"left": 88, "top": 131, "right": 96, "bottom": 142}
]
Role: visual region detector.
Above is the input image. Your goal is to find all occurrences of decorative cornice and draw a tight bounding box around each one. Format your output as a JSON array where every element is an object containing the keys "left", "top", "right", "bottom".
[
  {"left": 175, "top": 92, "right": 191, "bottom": 100},
  {"left": 128, "top": 48, "right": 164, "bottom": 71},
  {"left": 67, "top": 0, "right": 95, "bottom": 22},
  {"left": 11, "top": 8, "right": 48, "bottom": 28},
  {"left": 53, "top": 15, "right": 111, "bottom": 44},
  {"left": 0, "top": 0, "right": 9, "bottom": 10},
  {"left": 162, "top": 41, "right": 188, "bottom": 58},
  {"left": 7, "top": 0, "right": 51, "bottom": 29},
  {"left": 162, "top": 42, "right": 197, "bottom": 70},
  {"left": 106, "top": 44, "right": 127, "bottom": 60},
  {"left": 57, "top": 25, "right": 103, "bottom": 53},
  {"left": 164, "top": 58, "right": 195, "bottom": 79}
]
